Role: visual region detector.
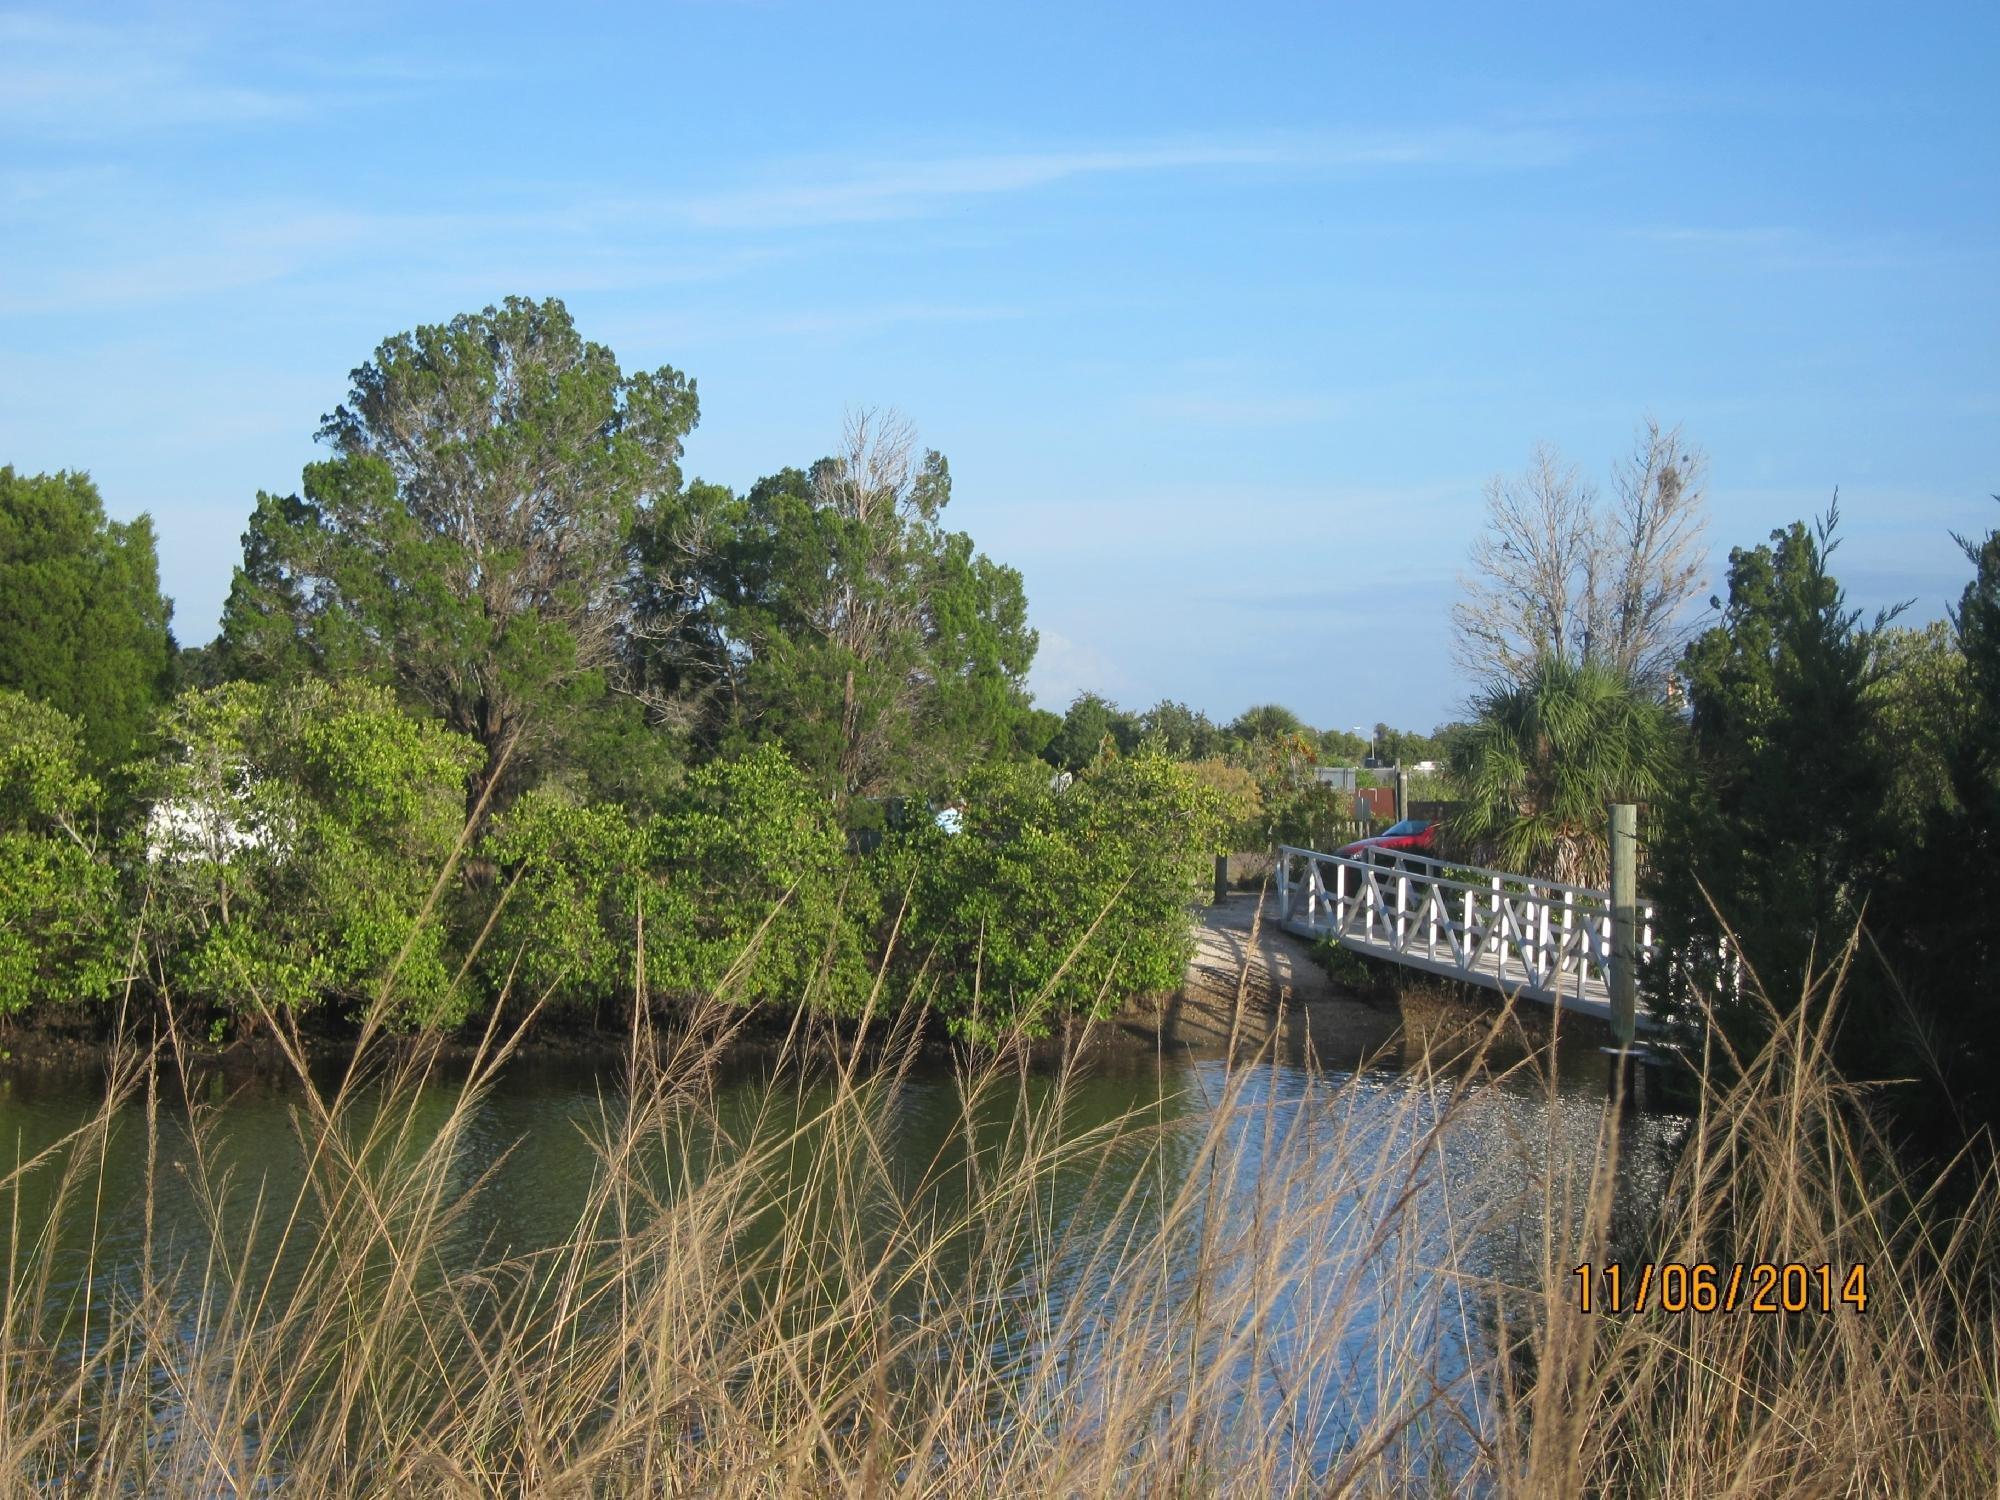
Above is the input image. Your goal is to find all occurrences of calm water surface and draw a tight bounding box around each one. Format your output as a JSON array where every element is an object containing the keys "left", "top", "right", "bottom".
[{"left": 0, "top": 997, "right": 1686, "bottom": 1480}]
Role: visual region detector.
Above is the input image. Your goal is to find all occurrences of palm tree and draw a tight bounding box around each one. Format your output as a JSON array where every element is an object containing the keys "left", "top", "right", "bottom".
[{"left": 1447, "top": 655, "right": 1680, "bottom": 887}]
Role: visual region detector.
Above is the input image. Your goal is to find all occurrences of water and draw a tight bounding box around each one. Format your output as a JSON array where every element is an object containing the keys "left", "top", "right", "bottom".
[{"left": 0, "top": 999, "right": 1687, "bottom": 1484}]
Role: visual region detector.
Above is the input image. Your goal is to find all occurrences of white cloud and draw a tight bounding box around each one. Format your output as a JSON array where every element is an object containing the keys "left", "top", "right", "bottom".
[
  {"left": 1621, "top": 223, "right": 1943, "bottom": 273},
  {"left": 0, "top": 11, "right": 306, "bottom": 139},
  {"left": 1129, "top": 391, "right": 1355, "bottom": 427},
  {"left": 682, "top": 129, "right": 1574, "bottom": 230},
  {"left": 1026, "top": 626, "right": 1131, "bottom": 711}
]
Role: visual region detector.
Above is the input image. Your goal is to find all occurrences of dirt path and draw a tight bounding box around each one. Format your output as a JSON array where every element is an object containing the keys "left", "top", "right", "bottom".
[
  {"left": 1185, "top": 888, "right": 1342, "bottom": 1011},
  {"left": 1109, "top": 890, "right": 1407, "bottom": 1065}
]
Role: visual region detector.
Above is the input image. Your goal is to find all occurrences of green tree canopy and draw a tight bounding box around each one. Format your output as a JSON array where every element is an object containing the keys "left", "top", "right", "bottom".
[
  {"left": 1866, "top": 621, "right": 1968, "bottom": 842},
  {"left": 142, "top": 680, "right": 484, "bottom": 1026},
  {"left": 691, "top": 412, "right": 1038, "bottom": 800},
  {"left": 0, "top": 691, "right": 127, "bottom": 1013},
  {"left": 1137, "top": 699, "right": 1225, "bottom": 760},
  {"left": 218, "top": 296, "right": 699, "bottom": 814},
  {"left": 1316, "top": 728, "right": 1368, "bottom": 765},
  {"left": 1651, "top": 507, "right": 1895, "bottom": 1032},
  {"left": 1872, "top": 502, "right": 2000, "bottom": 1146},
  {"left": 1043, "top": 692, "right": 1141, "bottom": 773},
  {"left": 1228, "top": 703, "right": 1309, "bottom": 745},
  {"left": 1372, "top": 724, "right": 1444, "bottom": 766},
  {"left": 0, "top": 467, "right": 174, "bottom": 767}
]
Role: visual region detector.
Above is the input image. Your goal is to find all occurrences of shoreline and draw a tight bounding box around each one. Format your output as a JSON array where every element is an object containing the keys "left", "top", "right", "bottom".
[{"left": 0, "top": 890, "right": 1611, "bottom": 1081}]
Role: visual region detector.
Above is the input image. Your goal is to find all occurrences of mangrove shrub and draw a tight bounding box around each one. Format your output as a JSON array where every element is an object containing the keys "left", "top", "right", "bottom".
[
  {"left": 0, "top": 692, "right": 127, "bottom": 1013},
  {"left": 142, "top": 680, "right": 483, "bottom": 1025},
  {"left": 884, "top": 754, "right": 1222, "bottom": 1041}
]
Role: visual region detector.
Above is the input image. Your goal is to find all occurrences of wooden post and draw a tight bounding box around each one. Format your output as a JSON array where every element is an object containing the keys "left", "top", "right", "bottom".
[
  {"left": 1276, "top": 848, "right": 1290, "bottom": 922},
  {"left": 1609, "top": 803, "right": 1639, "bottom": 1048},
  {"left": 1213, "top": 853, "right": 1229, "bottom": 907},
  {"left": 1395, "top": 769, "right": 1409, "bottom": 823}
]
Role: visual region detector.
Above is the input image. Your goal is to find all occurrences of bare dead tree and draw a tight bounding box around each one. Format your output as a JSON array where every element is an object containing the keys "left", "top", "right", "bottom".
[
  {"left": 1451, "top": 443, "right": 1602, "bottom": 685},
  {"left": 1452, "top": 420, "right": 1709, "bottom": 693},
  {"left": 812, "top": 407, "right": 942, "bottom": 798},
  {"left": 1592, "top": 419, "right": 1709, "bottom": 690}
]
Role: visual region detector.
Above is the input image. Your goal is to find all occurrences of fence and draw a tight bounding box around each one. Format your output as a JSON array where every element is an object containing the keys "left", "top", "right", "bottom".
[{"left": 1273, "top": 842, "right": 1658, "bottom": 1026}]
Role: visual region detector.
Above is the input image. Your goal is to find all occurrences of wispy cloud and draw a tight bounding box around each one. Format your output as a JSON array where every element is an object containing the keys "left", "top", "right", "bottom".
[
  {"left": 1026, "top": 626, "right": 1133, "bottom": 710},
  {"left": 0, "top": 191, "right": 789, "bottom": 315},
  {"left": 1129, "top": 391, "right": 1354, "bottom": 427},
  {"left": 0, "top": 11, "right": 306, "bottom": 138},
  {"left": 972, "top": 482, "right": 1469, "bottom": 567},
  {"left": 1625, "top": 225, "right": 1795, "bottom": 248},
  {"left": 1622, "top": 223, "right": 1943, "bottom": 273},
  {"left": 0, "top": 9, "right": 502, "bottom": 142},
  {"left": 683, "top": 129, "right": 1574, "bottom": 229}
]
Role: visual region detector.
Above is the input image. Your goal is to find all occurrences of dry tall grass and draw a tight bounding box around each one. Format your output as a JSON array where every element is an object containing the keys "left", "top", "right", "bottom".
[{"left": 0, "top": 921, "right": 1994, "bottom": 1495}]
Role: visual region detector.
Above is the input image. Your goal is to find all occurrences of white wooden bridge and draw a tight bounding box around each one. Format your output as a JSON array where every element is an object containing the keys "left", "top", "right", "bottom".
[{"left": 1274, "top": 843, "right": 1658, "bottom": 1031}]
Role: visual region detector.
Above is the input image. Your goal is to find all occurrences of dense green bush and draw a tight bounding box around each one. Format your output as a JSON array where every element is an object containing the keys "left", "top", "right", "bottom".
[
  {"left": 0, "top": 691, "right": 127, "bottom": 1013},
  {"left": 650, "top": 744, "right": 878, "bottom": 1011},
  {"left": 141, "top": 680, "right": 483, "bottom": 1026},
  {"left": 478, "top": 789, "right": 650, "bottom": 1016},
  {"left": 1261, "top": 781, "right": 1362, "bottom": 851},
  {"left": 481, "top": 746, "right": 937, "bottom": 1019},
  {"left": 1649, "top": 513, "right": 1892, "bottom": 1037},
  {"left": 1183, "top": 757, "right": 1264, "bottom": 848},
  {"left": 883, "top": 754, "right": 1222, "bottom": 1042}
]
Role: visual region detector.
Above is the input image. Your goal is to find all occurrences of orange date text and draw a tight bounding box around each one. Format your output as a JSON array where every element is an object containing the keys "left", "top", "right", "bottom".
[{"left": 1572, "top": 1262, "right": 1868, "bottom": 1314}]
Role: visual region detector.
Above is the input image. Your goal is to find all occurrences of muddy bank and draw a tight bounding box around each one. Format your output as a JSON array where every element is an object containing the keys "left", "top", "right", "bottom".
[
  {"left": 0, "top": 888, "right": 1611, "bottom": 1083},
  {"left": 1118, "top": 889, "right": 1617, "bottom": 1071}
]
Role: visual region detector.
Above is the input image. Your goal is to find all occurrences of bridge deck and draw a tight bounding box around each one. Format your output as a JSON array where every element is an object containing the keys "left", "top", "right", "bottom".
[
  {"left": 1276, "top": 909, "right": 1652, "bottom": 1029},
  {"left": 1275, "top": 844, "right": 1658, "bottom": 1032}
]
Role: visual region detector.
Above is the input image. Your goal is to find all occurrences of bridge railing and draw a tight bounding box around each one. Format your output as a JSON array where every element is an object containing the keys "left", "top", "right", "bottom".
[{"left": 1275, "top": 844, "right": 1656, "bottom": 1001}]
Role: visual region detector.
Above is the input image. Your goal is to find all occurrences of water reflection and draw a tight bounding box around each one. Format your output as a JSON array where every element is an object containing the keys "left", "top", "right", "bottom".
[{"left": 0, "top": 1000, "right": 1685, "bottom": 1482}]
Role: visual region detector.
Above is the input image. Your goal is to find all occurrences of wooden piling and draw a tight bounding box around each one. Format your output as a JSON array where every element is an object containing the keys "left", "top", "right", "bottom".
[{"left": 1609, "top": 803, "right": 1639, "bottom": 1049}]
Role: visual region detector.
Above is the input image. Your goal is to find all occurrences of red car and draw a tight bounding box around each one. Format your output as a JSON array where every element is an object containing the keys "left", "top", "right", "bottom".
[{"left": 1336, "top": 818, "right": 1438, "bottom": 863}]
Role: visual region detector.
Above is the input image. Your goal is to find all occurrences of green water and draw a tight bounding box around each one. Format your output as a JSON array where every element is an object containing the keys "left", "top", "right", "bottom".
[{"left": 0, "top": 997, "right": 1686, "bottom": 1480}]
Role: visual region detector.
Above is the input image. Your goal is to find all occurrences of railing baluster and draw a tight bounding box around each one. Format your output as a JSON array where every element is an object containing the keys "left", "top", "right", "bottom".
[
  {"left": 1561, "top": 888, "right": 1575, "bottom": 981},
  {"left": 1276, "top": 842, "right": 1651, "bottom": 1023},
  {"left": 1536, "top": 884, "right": 1551, "bottom": 985}
]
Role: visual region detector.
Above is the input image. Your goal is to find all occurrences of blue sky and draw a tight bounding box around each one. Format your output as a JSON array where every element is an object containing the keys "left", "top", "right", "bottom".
[{"left": 3, "top": 1, "right": 1995, "bottom": 732}]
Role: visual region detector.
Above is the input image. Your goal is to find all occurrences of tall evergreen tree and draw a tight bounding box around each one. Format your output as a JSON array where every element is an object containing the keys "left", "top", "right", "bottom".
[
  {"left": 689, "top": 412, "right": 1037, "bottom": 801},
  {"left": 1651, "top": 505, "right": 1896, "bottom": 1039},
  {"left": 218, "top": 297, "right": 699, "bottom": 815},
  {"left": 1875, "top": 502, "right": 2000, "bottom": 1146},
  {"left": 0, "top": 467, "right": 174, "bottom": 766}
]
